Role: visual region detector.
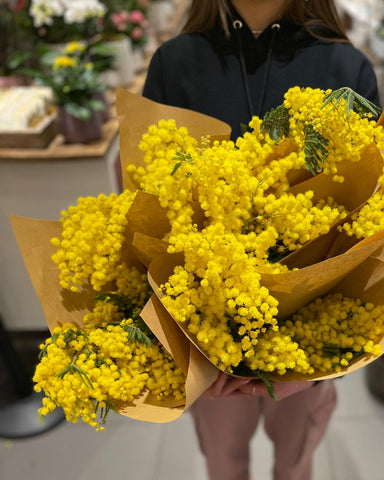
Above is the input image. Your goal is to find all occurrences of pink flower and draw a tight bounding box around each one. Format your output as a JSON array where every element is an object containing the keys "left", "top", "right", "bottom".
[
  {"left": 131, "top": 26, "right": 143, "bottom": 40},
  {"left": 111, "top": 13, "right": 122, "bottom": 25},
  {"left": 118, "top": 10, "right": 131, "bottom": 22},
  {"left": 129, "top": 10, "right": 145, "bottom": 25},
  {"left": 117, "top": 22, "right": 127, "bottom": 31}
]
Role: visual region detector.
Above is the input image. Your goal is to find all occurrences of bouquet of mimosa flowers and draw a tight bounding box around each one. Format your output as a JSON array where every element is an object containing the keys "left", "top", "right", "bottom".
[{"left": 11, "top": 85, "right": 384, "bottom": 429}]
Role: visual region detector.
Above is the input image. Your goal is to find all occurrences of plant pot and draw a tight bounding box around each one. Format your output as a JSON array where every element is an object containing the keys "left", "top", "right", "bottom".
[
  {"left": 147, "top": 1, "right": 175, "bottom": 34},
  {"left": 57, "top": 108, "right": 102, "bottom": 144},
  {"left": 366, "top": 356, "right": 384, "bottom": 404},
  {"left": 0, "top": 76, "right": 27, "bottom": 88},
  {"left": 93, "top": 91, "right": 109, "bottom": 124},
  {"left": 101, "top": 37, "right": 135, "bottom": 88}
]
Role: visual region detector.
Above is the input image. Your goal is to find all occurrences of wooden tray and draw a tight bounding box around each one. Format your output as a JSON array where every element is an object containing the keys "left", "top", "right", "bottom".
[{"left": 0, "top": 113, "right": 58, "bottom": 149}]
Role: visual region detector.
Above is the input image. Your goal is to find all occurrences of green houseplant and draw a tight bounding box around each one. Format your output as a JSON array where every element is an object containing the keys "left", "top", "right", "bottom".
[{"left": 25, "top": 42, "right": 107, "bottom": 143}]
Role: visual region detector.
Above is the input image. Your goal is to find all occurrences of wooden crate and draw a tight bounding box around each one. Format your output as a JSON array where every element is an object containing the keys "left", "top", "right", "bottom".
[{"left": 0, "top": 113, "right": 58, "bottom": 149}]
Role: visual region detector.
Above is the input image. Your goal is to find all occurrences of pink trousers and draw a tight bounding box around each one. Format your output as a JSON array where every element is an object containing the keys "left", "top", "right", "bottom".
[{"left": 190, "top": 380, "right": 337, "bottom": 480}]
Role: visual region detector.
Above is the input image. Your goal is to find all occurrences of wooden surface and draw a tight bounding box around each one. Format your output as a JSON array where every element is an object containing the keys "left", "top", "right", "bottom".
[{"left": 0, "top": 117, "right": 119, "bottom": 161}]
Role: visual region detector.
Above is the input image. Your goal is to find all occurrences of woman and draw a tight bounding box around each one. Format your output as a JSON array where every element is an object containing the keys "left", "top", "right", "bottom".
[{"left": 142, "top": 1, "right": 381, "bottom": 479}]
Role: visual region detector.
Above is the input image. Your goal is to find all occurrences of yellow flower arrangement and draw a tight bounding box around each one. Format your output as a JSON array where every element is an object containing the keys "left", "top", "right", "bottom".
[
  {"left": 28, "top": 85, "right": 384, "bottom": 425},
  {"left": 34, "top": 265, "right": 186, "bottom": 430}
]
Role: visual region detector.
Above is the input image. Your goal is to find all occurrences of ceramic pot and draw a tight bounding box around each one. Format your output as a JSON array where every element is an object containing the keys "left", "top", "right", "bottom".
[
  {"left": 57, "top": 107, "right": 102, "bottom": 144},
  {"left": 92, "top": 91, "right": 109, "bottom": 124}
]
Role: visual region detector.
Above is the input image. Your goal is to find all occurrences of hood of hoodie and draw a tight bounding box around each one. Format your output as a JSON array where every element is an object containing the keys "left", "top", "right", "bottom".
[
  {"left": 142, "top": 4, "right": 380, "bottom": 140},
  {"left": 206, "top": 5, "right": 324, "bottom": 64}
]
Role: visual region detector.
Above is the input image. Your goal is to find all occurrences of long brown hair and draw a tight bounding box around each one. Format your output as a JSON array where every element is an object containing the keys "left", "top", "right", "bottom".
[{"left": 182, "top": 0, "right": 349, "bottom": 42}]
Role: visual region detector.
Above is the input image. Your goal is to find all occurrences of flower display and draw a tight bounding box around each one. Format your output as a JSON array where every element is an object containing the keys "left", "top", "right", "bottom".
[
  {"left": 24, "top": 40, "right": 107, "bottom": 121},
  {"left": 102, "top": 5, "right": 148, "bottom": 47},
  {"left": 11, "top": 86, "right": 384, "bottom": 426},
  {"left": 29, "top": 0, "right": 106, "bottom": 28}
]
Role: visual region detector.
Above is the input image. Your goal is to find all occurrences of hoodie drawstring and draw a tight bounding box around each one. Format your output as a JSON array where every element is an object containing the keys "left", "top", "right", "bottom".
[{"left": 233, "top": 21, "right": 280, "bottom": 119}]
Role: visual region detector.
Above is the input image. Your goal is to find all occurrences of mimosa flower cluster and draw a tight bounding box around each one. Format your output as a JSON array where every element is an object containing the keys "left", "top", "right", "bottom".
[
  {"left": 34, "top": 265, "right": 186, "bottom": 429},
  {"left": 342, "top": 191, "right": 384, "bottom": 239},
  {"left": 49, "top": 86, "right": 384, "bottom": 387},
  {"left": 51, "top": 189, "right": 136, "bottom": 292},
  {"left": 127, "top": 87, "right": 383, "bottom": 375},
  {"left": 280, "top": 293, "right": 384, "bottom": 373}
]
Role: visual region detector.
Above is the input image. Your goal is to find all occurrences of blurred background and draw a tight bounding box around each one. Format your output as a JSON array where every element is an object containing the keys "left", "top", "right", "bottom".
[{"left": 0, "top": 0, "right": 384, "bottom": 478}]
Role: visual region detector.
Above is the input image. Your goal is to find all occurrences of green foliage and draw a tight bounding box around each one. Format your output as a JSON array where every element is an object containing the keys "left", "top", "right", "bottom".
[
  {"left": 95, "top": 292, "right": 137, "bottom": 317},
  {"left": 240, "top": 122, "right": 252, "bottom": 135},
  {"left": 256, "top": 370, "right": 278, "bottom": 401},
  {"left": 322, "top": 343, "right": 362, "bottom": 361},
  {"left": 171, "top": 152, "right": 194, "bottom": 176},
  {"left": 322, "top": 87, "right": 382, "bottom": 118},
  {"left": 94, "top": 292, "right": 153, "bottom": 346},
  {"left": 119, "top": 324, "right": 151, "bottom": 347},
  {"left": 261, "top": 105, "right": 290, "bottom": 142},
  {"left": 23, "top": 43, "right": 107, "bottom": 121},
  {"left": 303, "top": 124, "right": 329, "bottom": 175}
]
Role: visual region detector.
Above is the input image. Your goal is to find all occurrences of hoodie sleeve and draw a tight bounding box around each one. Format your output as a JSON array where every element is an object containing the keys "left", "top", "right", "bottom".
[
  {"left": 142, "top": 49, "right": 167, "bottom": 103},
  {"left": 355, "top": 57, "right": 382, "bottom": 109}
]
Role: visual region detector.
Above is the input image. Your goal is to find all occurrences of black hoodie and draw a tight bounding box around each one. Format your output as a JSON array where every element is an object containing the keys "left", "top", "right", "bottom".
[{"left": 142, "top": 7, "right": 381, "bottom": 139}]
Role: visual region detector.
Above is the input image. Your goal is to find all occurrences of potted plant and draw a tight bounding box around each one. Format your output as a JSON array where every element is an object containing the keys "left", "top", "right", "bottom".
[
  {"left": 24, "top": 43, "right": 107, "bottom": 143},
  {"left": 28, "top": 0, "right": 106, "bottom": 44},
  {"left": 110, "top": 8, "right": 148, "bottom": 72}
]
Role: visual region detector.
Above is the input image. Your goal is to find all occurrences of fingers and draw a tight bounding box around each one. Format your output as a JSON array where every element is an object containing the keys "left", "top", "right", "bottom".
[
  {"left": 221, "top": 377, "right": 254, "bottom": 396},
  {"left": 272, "top": 380, "right": 315, "bottom": 400},
  {"left": 204, "top": 373, "right": 315, "bottom": 400},
  {"left": 237, "top": 380, "right": 315, "bottom": 399},
  {"left": 203, "top": 371, "right": 231, "bottom": 397},
  {"left": 237, "top": 381, "right": 269, "bottom": 397},
  {"left": 204, "top": 372, "right": 254, "bottom": 397}
]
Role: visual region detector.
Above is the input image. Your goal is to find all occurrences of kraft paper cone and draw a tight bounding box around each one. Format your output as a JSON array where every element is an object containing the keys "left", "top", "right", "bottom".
[
  {"left": 10, "top": 215, "right": 189, "bottom": 422},
  {"left": 280, "top": 242, "right": 384, "bottom": 381},
  {"left": 378, "top": 111, "right": 384, "bottom": 128},
  {"left": 281, "top": 143, "right": 383, "bottom": 268},
  {"left": 140, "top": 295, "right": 218, "bottom": 411},
  {"left": 116, "top": 89, "right": 231, "bottom": 191},
  {"left": 289, "top": 144, "right": 383, "bottom": 211},
  {"left": 127, "top": 191, "right": 170, "bottom": 240},
  {"left": 146, "top": 228, "right": 384, "bottom": 382},
  {"left": 132, "top": 232, "right": 168, "bottom": 269},
  {"left": 10, "top": 215, "right": 92, "bottom": 331}
]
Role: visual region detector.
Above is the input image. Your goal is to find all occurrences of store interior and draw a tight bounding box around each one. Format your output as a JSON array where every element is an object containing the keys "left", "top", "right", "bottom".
[{"left": 1, "top": 0, "right": 384, "bottom": 479}]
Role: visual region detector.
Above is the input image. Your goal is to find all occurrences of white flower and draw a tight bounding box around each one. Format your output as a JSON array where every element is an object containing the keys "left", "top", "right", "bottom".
[
  {"left": 62, "top": 0, "right": 105, "bottom": 24},
  {"left": 29, "top": 0, "right": 64, "bottom": 27},
  {"left": 29, "top": 0, "right": 105, "bottom": 27}
]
